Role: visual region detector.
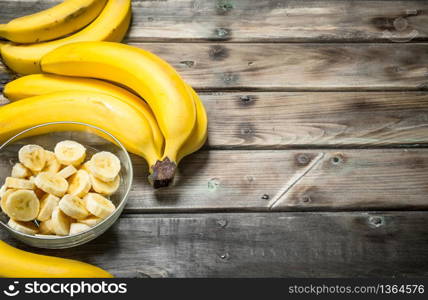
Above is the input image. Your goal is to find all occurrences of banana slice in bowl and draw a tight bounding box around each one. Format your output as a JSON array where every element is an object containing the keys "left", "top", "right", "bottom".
[
  {"left": 87, "top": 151, "right": 121, "bottom": 182},
  {"left": 18, "top": 144, "right": 47, "bottom": 172},
  {"left": 54, "top": 140, "right": 86, "bottom": 167},
  {"left": 0, "top": 122, "right": 132, "bottom": 249}
]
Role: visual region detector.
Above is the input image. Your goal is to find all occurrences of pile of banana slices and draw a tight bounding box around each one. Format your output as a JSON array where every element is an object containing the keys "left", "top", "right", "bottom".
[{"left": 0, "top": 141, "right": 121, "bottom": 236}]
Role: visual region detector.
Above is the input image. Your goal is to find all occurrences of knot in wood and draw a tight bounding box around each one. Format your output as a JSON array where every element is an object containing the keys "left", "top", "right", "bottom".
[{"left": 369, "top": 216, "right": 384, "bottom": 228}]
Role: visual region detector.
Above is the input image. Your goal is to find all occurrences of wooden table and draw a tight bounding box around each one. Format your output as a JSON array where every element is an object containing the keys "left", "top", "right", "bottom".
[{"left": 1, "top": 0, "right": 428, "bottom": 277}]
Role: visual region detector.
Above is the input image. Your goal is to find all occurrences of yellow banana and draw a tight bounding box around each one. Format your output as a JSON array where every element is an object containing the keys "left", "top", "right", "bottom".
[
  {"left": 0, "top": 40, "right": 8, "bottom": 50},
  {"left": 0, "top": 0, "right": 107, "bottom": 44},
  {"left": 4, "top": 74, "right": 207, "bottom": 165},
  {"left": 178, "top": 86, "right": 208, "bottom": 163},
  {"left": 0, "top": 91, "right": 160, "bottom": 168},
  {"left": 0, "top": 0, "right": 131, "bottom": 74},
  {"left": 0, "top": 240, "right": 112, "bottom": 277},
  {"left": 4, "top": 74, "right": 164, "bottom": 156},
  {"left": 41, "top": 41, "right": 197, "bottom": 188}
]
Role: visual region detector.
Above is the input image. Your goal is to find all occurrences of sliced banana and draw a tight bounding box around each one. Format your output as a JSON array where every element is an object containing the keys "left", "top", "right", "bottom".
[
  {"left": 1, "top": 189, "right": 16, "bottom": 215},
  {"left": 69, "top": 223, "right": 91, "bottom": 235},
  {"left": 90, "top": 173, "right": 120, "bottom": 196},
  {"left": 38, "top": 219, "right": 54, "bottom": 235},
  {"left": 5, "top": 177, "right": 35, "bottom": 190},
  {"left": 5, "top": 190, "right": 40, "bottom": 221},
  {"left": 0, "top": 184, "right": 6, "bottom": 198},
  {"left": 58, "top": 165, "right": 77, "bottom": 179},
  {"left": 79, "top": 215, "right": 103, "bottom": 226},
  {"left": 54, "top": 140, "right": 86, "bottom": 166},
  {"left": 34, "top": 172, "right": 68, "bottom": 197},
  {"left": 42, "top": 150, "right": 62, "bottom": 173},
  {"left": 51, "top": 207, "right": 71, "bottom": 236},
  {"left": 87, "top": 152, "right": 121, "bottom": 182},
  {"left": 59, "top": 194, "right": 89, "bottom": 220},
  {"left": 67, "top": 170, "right": 91, "bottom": 197},
  {"left": 18, "top": 144, "right": 46, "bottom": 172},
  {"left": 83, "top": 193, "right": 116, "bottom": 219},
  {"left": 80, "top": 162, "right": 91, "bottom": 172},
  {"left": 37, "top": 194, "right": 60, "bottom": 221},
  {"left": 11, "top": 163, "right": 31, "bottom": 178},
  {"left": 8, "top": 219, "right": 39, "bottom": 235}
]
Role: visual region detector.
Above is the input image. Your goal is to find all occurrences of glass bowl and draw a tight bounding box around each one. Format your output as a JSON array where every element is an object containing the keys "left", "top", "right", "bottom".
[{"left": 0, "top": 122, "right": 133, "bottom": 249}]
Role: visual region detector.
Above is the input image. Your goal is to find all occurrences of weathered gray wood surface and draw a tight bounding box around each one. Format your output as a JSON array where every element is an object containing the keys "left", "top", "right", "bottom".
[
  {"left": 1, "top": 0, "right": 427, "bottom": 42},
  {"left": 1, "top": 0, "right": 428, "bottom": 278},
  {"left": 2, "top": 212, "right": 428, "bottom": 277},
  {"left": 2, "top": 43, "right": 428, "bottom": 90},
  {"left": 126, "top": 149, "right": 428, "bottom": 212}
]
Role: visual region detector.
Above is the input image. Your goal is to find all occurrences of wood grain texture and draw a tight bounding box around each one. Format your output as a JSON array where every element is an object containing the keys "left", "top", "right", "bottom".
[
  {"left": 202, "top": 91, "right": 428, "bottom": 148},
  {"left": 2, "top": 212, "right": 428, "bottom": 277},
  {"left": 3, "top": 91, "right": 428, "bottom": 148},
  {"left": 1, "top": 0, "right": 427, "bottom": 42},
  {"left": 1, "top": 43, "right": 428, "bottom": 90},
  {"left": 124, "top": 149, "right": 428, "bottom": 212},
  {"left": 130, "top": 43, "right": 428, "bottom": 90}
]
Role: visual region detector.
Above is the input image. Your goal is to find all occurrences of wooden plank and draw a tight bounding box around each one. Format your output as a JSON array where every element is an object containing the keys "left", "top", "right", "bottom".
[
  {"left": 129, "top": 43, "right": 428, "bottom": 90},
  {"left": 2, "top": 43, "right": 428, "bottom": 90},
  {"left": 1, "top": 0, "right": 427, "bottom": 42},
  {"left": 2, "top": 212, "right": 428, "bottom": 277},
  {"left": 124, "top": 149, "right": 428, "bottom": 212},
  {"left": 201, "top": 91, "right": 428, "bottom": 148},
  {"left": 3, "top": 91, "right": 428, "bottom": 148},
  {"left": 0, "top": 144, "right": 427, "bottom": 212}
]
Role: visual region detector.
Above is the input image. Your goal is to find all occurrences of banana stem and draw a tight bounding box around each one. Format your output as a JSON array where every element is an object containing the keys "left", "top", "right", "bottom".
[{"left": 149, "top": 157, "right": 177, "bottom": 189}]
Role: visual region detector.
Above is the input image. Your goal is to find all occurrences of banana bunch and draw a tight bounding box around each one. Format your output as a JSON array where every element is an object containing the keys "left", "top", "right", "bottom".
[
  {"left": 0, "top": 0, "right": 131, "bottom": 74},
  {"left": 2, "top": 42, "right": 208, "bottom": 187},
  {"left": 0, "top": 3, "right": 208, "bottom": 188}
]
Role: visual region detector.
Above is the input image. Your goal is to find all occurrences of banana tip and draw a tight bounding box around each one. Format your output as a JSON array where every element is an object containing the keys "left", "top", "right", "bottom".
[{"left": 149, "top": 158, "right": 177, "bottom": 189}]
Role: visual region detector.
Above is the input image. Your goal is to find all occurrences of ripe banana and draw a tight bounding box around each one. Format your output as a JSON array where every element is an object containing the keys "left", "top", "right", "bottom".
[
  {"left": 83, "top": 193, "right": 115, "bottom": 219},
  {"left": 41, "top": 41, "right": 198, "bottom": 187},
  {"left": 4, "top": 190, "right": 40, "bottom": 221},
  {"left": 67, "top": 170, "right": 92, "bottom": 197},
  {"left": 79, "top": 215, "right": 103, "bottom": 226},
  {"left": 87, "top": 152, "right": 121, "bottom": 182},
  {"left": 0, "top": 40, "right": 8, "bottom": 50},
  {"left": 5, "top": 177, "right": 34, "bottom": 190},
  {"left": 8, "top": 219, "right": 39, "bottom": 235},
  {"left": 39, "top": 219, "right": 54, "bottom": 235},
  {"left": 1, "top": 0, "right": 131, "bottom": 74},
  {"left": 90, "top": 173, "right": 120, "bottom": 196},
  {"left": 1, "top": 189, "right": 16, "bottom": 215},
  {"left": 37, "top": 194, "right": 60, "bottom": 222},
  {"left": 19, "top": 144, "right": 46, "bottom": 172},
  {"left": 35, "top": 172, "right": 69, "bottom": 197},
  {"left": 58, "top": 165, "right": 78, "bottom": 179},
  {"left": 0, "top": 0, "right": 107, "bottom": 44},
  {"left": 0, "top": 184, "right": 7, "bottom": 198},
  {"left": 59, "top": 194, "right": 90, "bottom": 220},
  {"left": 4, "top": 74, "right": 164, "bottom": 157},
  {"left": 0, "top": 240, "right": 113, "bottom": 277},
  {"left": 42, "top": 151, "right": 62, "bottom": 174},
  {"left": 51, "top": 206, "right": 71, "bottom": 236},
  {"left": 70, "top": 222, "right": 91, "bottom": 235},
  {"left": 55, "top": 140, "right": 86, "bottom": 166},
  {"left": 11, "top": 163, "right": 31, "bottom": 178},
  {"left": 0, "top": 91, "right": 161, "bottom": 169},
  {"left": 177, "top": 87, "right": 208, "bottom": 163}
]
